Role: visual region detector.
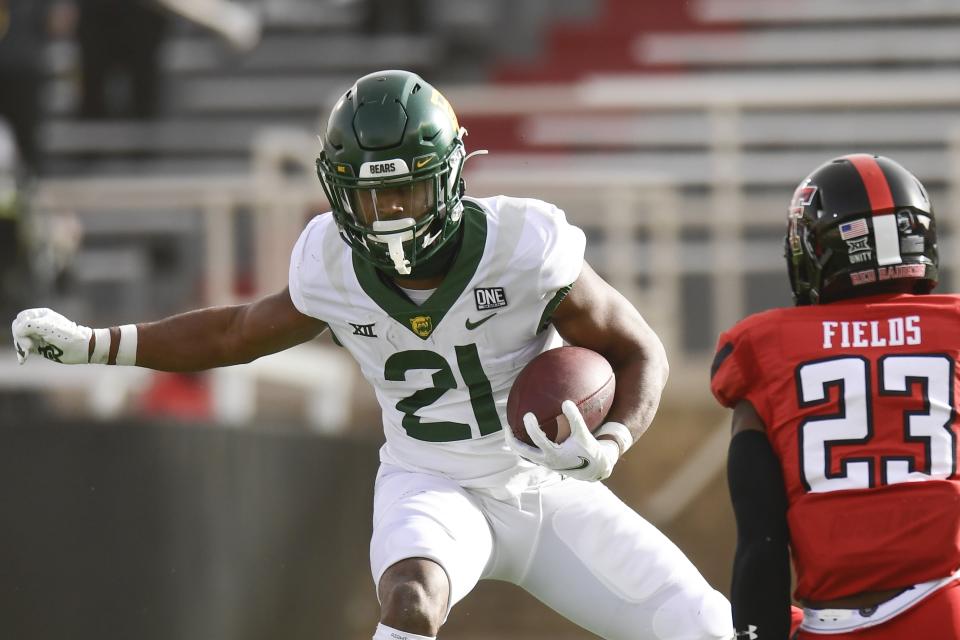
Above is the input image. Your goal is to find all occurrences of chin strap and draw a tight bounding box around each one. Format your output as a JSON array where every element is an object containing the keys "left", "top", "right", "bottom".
[{"left": 370, "top": 219, "right": 415, "bottom": 275}]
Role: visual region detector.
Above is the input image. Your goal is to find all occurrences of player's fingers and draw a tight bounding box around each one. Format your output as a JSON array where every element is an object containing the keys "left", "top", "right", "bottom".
[
  {"left": 13, "top": 336, "right": 32, "bottom": 364},
  {"left": 12, "top": 316, "right": 31, "bottom": 364},
  {"left": 12, "top": 318, "right": 36, "bottom": 339},
  {"left": 505, "top": 418, "right": 545, "bottom": 462},
  {"left": 15, "top": 308, "right": 50, "bottom": 324},
  {"left": 13, "top": 309, "right": 51, "bottom": 339},
  {"left": 561, "top": 400, "right": 591, "bottom": 445},
  {"left": 15, "top": 308, "right": 55, "bottom": 336},
  {"left": 523, "top": 411, "right": 556, "bottom": 452}
]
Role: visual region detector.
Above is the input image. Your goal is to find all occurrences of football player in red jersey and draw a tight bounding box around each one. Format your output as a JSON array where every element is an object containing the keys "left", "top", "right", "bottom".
[{"left": 712, "top": 154, "right": 960, "bottom": 639}]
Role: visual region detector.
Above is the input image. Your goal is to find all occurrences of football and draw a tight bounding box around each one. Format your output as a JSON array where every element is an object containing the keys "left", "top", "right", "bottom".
[{"left": 506, "top": 346, "right": 616, "bottom": 446}]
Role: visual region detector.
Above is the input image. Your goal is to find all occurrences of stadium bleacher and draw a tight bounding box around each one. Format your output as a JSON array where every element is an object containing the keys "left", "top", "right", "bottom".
[{"left": 25, "top": 0, "right": 960, "bottom": 376}]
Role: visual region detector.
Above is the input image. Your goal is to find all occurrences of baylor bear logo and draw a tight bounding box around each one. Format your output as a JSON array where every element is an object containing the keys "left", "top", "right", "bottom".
[{"left": 409, "top": 315, "right": 433, "bottom": 338}]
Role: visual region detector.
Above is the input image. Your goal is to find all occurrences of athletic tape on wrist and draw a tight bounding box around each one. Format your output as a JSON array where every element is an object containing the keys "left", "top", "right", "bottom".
[
  {"left": 89, "top": 328, "right": 111, "bottom": 364},
  {"left": 595, "top": 422, "right": 634, "bottom": 456},
  {"left": 115, "top": 324, "right": 138, "bottom": 366}
]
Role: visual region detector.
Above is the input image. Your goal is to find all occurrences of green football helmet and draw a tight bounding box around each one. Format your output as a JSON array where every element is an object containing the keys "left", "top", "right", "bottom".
[{"left": 316, "top": 70, "right": 473, "bottom": 276}]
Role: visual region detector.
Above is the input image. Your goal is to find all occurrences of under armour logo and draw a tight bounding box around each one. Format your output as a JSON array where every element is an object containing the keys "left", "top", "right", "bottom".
[
  {"left": 37, "top": 344, "right": 64, "bottom": 363},
  {"left": 350, "top": 322, "right": 377, "bottom": 338},
  {"left": 736, "top": 626, "right": 758, "bottom": 640}
]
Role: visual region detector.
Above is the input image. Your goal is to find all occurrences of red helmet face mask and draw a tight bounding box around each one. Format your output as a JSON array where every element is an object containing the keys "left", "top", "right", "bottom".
[{"left": 785, "top": 154, "right": 938, "bottom": 305}]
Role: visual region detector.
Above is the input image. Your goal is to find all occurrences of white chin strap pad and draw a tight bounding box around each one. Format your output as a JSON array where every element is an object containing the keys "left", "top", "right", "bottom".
[{"left": 370, "top": 219, "right": 415, "bottom": 275}]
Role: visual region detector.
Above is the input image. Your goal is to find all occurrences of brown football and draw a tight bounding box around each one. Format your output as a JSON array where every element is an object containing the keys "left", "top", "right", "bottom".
[{"left": 506, "top": 346, "right": 616, "bottom": 446}]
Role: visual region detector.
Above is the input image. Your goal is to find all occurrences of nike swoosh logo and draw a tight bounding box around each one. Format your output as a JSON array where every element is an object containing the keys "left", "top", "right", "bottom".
[
  {"left": 415, "top": 156, "right": 433, "bottom": 169},
  {"left": 557, "top": 457, "right": 590, "bottom": 471},
  {"left": 465, "top": 313, "right": 497, "bottom": 330}
]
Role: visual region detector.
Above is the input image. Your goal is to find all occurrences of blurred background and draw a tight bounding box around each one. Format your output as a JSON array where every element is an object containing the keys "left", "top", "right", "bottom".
[{"left": 3, "top": 0, "right": 960, "bottom": 638}]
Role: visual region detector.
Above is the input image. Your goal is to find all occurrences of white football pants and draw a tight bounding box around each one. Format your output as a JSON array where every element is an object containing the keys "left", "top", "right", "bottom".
[{"left": 370, "top": 463, "right": 732, "bottom": 640}]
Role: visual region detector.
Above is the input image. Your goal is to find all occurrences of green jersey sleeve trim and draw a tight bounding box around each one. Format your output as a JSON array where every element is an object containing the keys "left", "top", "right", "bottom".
[
  {"left": 537, "top": 283, "right": 574, "bottom": 334},
  {"left": 327, "top": 326, "right": 344, "bottom": 348}
]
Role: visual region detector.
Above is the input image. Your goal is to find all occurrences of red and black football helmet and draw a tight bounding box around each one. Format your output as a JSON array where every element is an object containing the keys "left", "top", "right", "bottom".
[{"left": 785, "top": 154, "right": 938, "bottom": 305}]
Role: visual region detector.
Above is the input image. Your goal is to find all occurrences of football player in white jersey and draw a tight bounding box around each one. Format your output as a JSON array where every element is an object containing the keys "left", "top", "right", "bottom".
[{"left": 11, "top": 70, "right": 732, "bottom": 640}]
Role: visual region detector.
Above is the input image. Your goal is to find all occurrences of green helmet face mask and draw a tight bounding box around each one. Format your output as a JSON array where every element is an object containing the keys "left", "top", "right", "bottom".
[{"left": 316, "top": 70, "right": 471, "bottom": 276}]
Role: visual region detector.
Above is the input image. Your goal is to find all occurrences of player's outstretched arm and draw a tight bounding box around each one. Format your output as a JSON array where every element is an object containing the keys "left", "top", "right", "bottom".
[
  {"left": 12, "top": 287, "right": 327, "bottom": 371},
  {"left": 551, "top": 261, "right": 669, "bottom": 446}
]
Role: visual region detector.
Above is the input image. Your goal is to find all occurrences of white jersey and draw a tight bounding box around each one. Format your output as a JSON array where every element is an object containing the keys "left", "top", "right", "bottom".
[{"left": 288, "top": 195, "right": 586, "bottom": 491}]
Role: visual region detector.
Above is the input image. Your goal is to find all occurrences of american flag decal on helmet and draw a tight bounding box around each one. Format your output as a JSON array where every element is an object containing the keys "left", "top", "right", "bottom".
[{"left": 839, "top": 218, "right": 868, "bottom": 240}]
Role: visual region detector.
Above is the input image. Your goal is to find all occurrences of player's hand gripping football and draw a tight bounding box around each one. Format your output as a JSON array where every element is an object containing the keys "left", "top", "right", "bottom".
[
  {"left": 11, "top": 308, "right": 94, "bottom": 365},
  {"left": 505, "top": 400, "right": 621, "bottom": 482}
]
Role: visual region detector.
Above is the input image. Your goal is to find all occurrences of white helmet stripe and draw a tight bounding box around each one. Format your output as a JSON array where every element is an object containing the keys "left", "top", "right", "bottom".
[{"left": 873, "top": 214, "right": 902, "bottom": 266}]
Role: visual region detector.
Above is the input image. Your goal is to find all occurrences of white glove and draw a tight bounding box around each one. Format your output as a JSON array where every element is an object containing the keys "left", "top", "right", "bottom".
[
  {"left": 11, "top": 308, "right": 94, "bottom": 365},
  {"left": 505, "top": 400, "right": 622, "bottom": 482}
]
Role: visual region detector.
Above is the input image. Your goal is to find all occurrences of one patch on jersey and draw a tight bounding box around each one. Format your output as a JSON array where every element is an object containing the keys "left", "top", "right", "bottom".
[{"left": 474, "top": 287, "right": 508, "bottom": 311}]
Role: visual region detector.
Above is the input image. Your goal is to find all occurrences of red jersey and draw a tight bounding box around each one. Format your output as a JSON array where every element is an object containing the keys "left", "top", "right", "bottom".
[{"left": 712, "top": 293, "right": 960, "bottom": 602}]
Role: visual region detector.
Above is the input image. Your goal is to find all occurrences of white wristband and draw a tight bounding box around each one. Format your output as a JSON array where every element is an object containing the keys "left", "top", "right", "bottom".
[
  {"left": 595, "top": 422, "right": 634, "bottom": 456},
  {"left": 89, "top": 328, "right": 111, "bottom": 364},
  {"left": 115, "top": 324, "right": 138, "bottom": 366}
]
